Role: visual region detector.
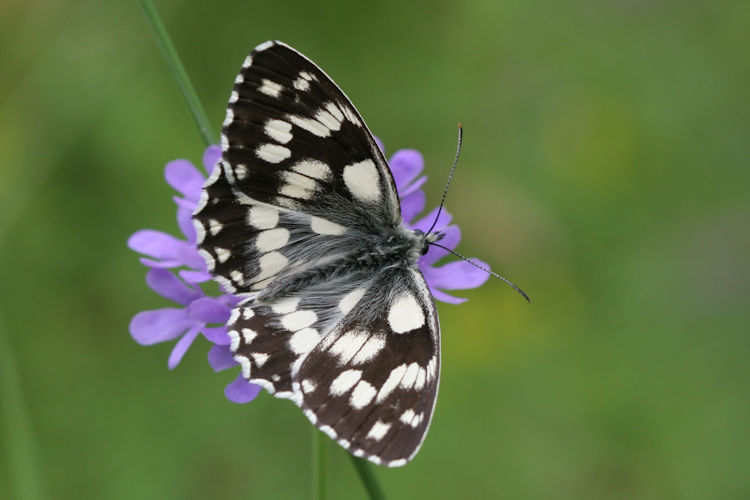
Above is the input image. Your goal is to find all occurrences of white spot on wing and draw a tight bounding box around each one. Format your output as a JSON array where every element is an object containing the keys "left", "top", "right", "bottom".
[
  {"left": 377, "top": 364, "right": 407, "bottom": 403},
  {"left": 254, "top": 40, "right": 275, "bottom": 52},
  {"left": 293, "top": 76, "right": 310, "bottom": 91},
  {"left": 280, "top": 171, "right": 318, "bottom": 200},
  {"left": 330, "top": 369, "right": 362, "bottom": 396},
  {"left": 222, "top": 109, "right": 234, "bottom": 127},
  {"left": 400, "top": 362, "right": 420, "bottom": 389},
  {"left": 258, "top": 79, "right": 282, "bottom": 98},
  {"left": 230, "top": 270, "right": 244, "bottom": 285},
  {"left": 251, "top": 352, "right": 268, "bottom": 367},
  {"left": 343, "top": 159, "right": 381, "bottom": 202},
  {"left": 254, "top": 251, "right": 288, "bottom": 282},
  {"left": 256, "top": 228, "right": 290, "bottom": 252},
  {"left": 291, "top": 160, "right": 332, "bottom": 180},
  {"left": 198, "top": 249, "right": 215, "bottom": 271},
  {"left": 414, "top": 367, "right": 426, "bottom": 390},
  {"left": 215, "top": 247, "right": 231, "bottom": 263},
  {"left": 208, "top": 219, "right": 223, "bottom": 235},
  {"left": 264, "top": 119, "right": 293, "bottom": 144},
  {"left": 330, "top": 330, "right": 368, "bottom": 364},
  {"left": 271, "top": 297, "right": 300, "bottom": 314},
  {"left": 228, "top": 330, "right": 240, "bottom": 351},
  {"left": 247, "top": 206, "right": 279, "bottom": 229},
  {"left": 289, "top": 328, "right": 320, "bottom": 355},
  {"left": 387, "top": 291, "right": 425, "bottom": 333},
  {"left": 235, "top": 355, "right": 251, "bottom": 378},
  {"left": 311, "top": 216, "right": 346, "bottom": 236},
  {"left": 234, "top": 164, "right": 248, "bottom": 180},
  {"left": 288, "top": 115, "right": 330, "bottom": 137},
  {"left": 242, "top": 55, "right": 253, "bottom": 68},
  {"left": 326, "top": 102, "right": 344, "bottom": 122},
  {"left": 256, "top": 143, "right": 291, "bottom": 164},
  {"left": 400, "top": 409, "right": 416, "bottom": 425},
  {"left": 315, "top": 107, "right": 341, "bottom": 132},
  {"left": 301, "top": 379, "right": 316, "bottom": 393},
  {"left": 350, "top": 380, "right": 377, "bottom": 409},
  {"left": 351, "top": 335, "right": 385, "bottom": 365},
  {"left": 366, "top": 420, "right": 391, "bottom": 441},
  {"left": 242, "top": 328, "right": 257, "bottom": 344},
  {"left": 338, "top": 288, "right": 366, "bottom": 315},
  {"left": 281, "top": 310, "right": 318, "bottom": 331}
]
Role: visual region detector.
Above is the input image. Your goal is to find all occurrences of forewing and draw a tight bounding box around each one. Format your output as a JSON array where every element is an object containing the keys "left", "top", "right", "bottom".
[
  {"left": 193, "top": 40, "right": 402, "bottom": 295},
  {"left": 220, "top": 40, "right": 400, "bottom": 226},
  {"left": 296, "top": 268, "right": 440, "bottom": 467}
]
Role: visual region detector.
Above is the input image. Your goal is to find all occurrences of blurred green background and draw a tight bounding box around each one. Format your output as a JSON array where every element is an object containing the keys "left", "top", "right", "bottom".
[{"left": 1, "top": 0, "right": 748, "bottom": 498}]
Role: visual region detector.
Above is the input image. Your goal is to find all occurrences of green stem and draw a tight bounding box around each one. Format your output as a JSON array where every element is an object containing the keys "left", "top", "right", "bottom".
[
  {"left": 312, "top": 429, "right": 327, "bottom": 500},
  {"left": 349, "top": 455, "right": 386, "bottom": 500},
  {"left": 136, "top": 0, "right": 217, "bottom": 146},
  {"left": 0, "top": 310, "right": 44, "bottom": 500},
  {"left": 135, "top": 4, "right": 388, "bottom": 500}
]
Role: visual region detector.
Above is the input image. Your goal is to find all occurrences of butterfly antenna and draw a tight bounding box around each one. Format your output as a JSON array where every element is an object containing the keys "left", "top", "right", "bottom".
[
  {"left": 426, "top": 123, "right": 463, "bottom": 236},
  {"left": 429, "top": 242, "right": 531, "bottom": 302}
]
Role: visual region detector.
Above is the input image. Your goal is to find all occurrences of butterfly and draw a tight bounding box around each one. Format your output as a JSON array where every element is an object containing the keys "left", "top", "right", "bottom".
[{"left": 193, "top": 40, "right": 451, "bottom": 467}]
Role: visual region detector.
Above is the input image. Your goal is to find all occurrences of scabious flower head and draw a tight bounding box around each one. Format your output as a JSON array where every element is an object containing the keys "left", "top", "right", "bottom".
[{"left": 129, "top": 142, "right": 488, "bottom": 403}]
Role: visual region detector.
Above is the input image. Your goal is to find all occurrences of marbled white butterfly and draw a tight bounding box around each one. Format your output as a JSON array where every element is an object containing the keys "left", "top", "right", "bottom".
[{"left": 194, "top": 40, "right": 479, "bottom": 467}]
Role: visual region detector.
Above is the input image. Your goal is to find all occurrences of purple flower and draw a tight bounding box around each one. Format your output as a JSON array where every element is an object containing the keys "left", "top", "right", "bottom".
[
  {"left": 129, "top": 142, "right": 488, "bottom": 404},
  {"left": 377, "top": 141, "right": 490, "bottom": 304}
]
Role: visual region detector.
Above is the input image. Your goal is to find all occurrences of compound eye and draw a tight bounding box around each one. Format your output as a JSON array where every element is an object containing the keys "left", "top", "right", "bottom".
[
  {"left": 413, "top": 229, "right": 424, "bottom": 237},
  {"left": 420, "top": 244, "right": 430, "bottom": 255}
]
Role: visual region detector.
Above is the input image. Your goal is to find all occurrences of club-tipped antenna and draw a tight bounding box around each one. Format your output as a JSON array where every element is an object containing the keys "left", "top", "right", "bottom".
[
  {"left": 426, "top": 123, "right": 463, "bottom": 236},
  {"left": 429, "top": 242, "right": 531, "bottom": 302}
]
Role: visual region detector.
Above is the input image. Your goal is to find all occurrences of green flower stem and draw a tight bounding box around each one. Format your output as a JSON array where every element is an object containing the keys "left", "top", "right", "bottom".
[
  {"left": 136, "top": 4, "right": 388, "bottom": 499},
  {"left": 350, "top": 455, "right": 386, "bottom": 500},
  {"left": 0, "top": 310, "right": 44, "bottom": 500},
  {"left": 136, "top": 0, "right": 217, "bottom": 146},
  {"left": 312, "top": 428, "right": 327, "bottom": 500}
]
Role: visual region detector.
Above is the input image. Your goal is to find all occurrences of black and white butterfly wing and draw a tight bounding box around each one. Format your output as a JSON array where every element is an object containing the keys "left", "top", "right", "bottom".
[
  {"left": 295, "top": 267, "right": 440, "bottom": 466},
  {"left": 193, "top": 40, "right": 441, "bottom": 467},
  {"left": 227, "top": 267, "right": 439, "bottom": 467},
  {"left": 193, "top": 40, "right": 402, "bottom": 295}
]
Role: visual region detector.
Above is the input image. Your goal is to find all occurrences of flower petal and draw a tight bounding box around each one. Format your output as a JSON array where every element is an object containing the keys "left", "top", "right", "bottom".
[
  {"left": 202, "top": 145, "right": 221, "bottom": 175},
  {"left": 179, "top": 269, "right": 213, "bottom": 283},
  {"left": 168, "top": 325, "right": 201, "bottom": 369},
  {"left": 423, "top": 258, "right": 491, "bottom": 290},
  {"left": 174, "top": 196, "right": 197, "bottom": 242},
  {"left": 188, "top": 297, "right": 231, "bottom": 324},
  {"left": 203, "top": 326, "right": 231, "bottom": 345},
  {"left": 389, "top": 149, "right": 424, "bottom": 191},
  {"left": 411, "top": 206, "right": 453, "bottom": 233},
  {"left": 177, "top": 243, "right": 207, "bottom": 271},
  {"left": 128, "top": 229, "right": 191, "bottom": 261},
  {"left": 225, "top": 375, "right": 262, "bottom": 404},
  {"left": 420, "top": 225, "right": 461, "bottom": 266},
  {"left": 399, "top": 175, "right": 427, "bottom": 198},
  {"left": 208, "top": 344, "right": 236, "bottom": 371},
  {"left": 129, "top": 308, "right": 194, "bottom": 345},
  {"left": 139, "top": 257, "right": 183, "bottom": 268},
  {"left": 165, "top": 159, "right": 204, "bottom": 201},
  {"left": 429, "top": 287, "right": 468, "bottom": 304},
  {"left": 400, "top": 190, "right": 426, "bottom": 225},
  {"left": 146, "top": 268, "right": 201, "bottom": 305}
]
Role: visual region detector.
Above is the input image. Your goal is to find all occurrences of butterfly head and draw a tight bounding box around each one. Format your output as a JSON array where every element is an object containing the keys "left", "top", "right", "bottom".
[{"left": 412, "top": 229, "right": 444, "bottom": 256}]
